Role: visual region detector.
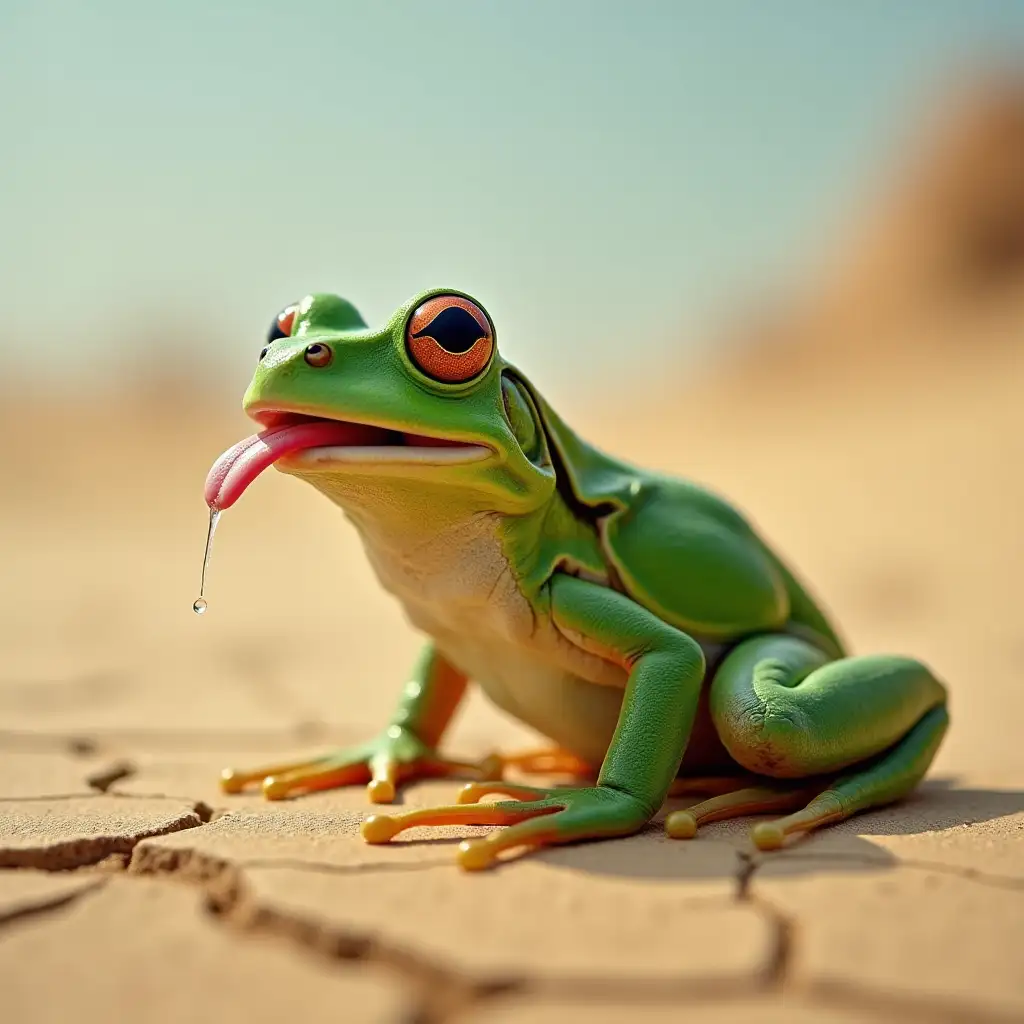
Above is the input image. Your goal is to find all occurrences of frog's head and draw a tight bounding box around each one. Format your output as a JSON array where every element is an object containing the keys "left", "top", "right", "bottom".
[{"left": 204, "top": 289, "right": 557, "bottom": 515}]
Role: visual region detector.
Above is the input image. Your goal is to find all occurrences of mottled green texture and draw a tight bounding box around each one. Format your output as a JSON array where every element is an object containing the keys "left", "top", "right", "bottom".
[{"left": 224, "top": 288, "right": 949, "bottom": 862}]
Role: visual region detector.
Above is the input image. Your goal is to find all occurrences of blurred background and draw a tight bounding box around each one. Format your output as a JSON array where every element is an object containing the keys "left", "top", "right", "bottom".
[{"left": 1, "top": 2, "right": 1022, "bottom": 775}]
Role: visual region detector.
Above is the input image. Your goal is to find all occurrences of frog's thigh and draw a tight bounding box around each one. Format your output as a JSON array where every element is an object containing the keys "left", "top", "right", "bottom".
[
  {"left": 709, "top": 635, "right": 947, "bottom": 778},
  {"left": 707, "top": 634, "right": 948, "bottom": 847}
]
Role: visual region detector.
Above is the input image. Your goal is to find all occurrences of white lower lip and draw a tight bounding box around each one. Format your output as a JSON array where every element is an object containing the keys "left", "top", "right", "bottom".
[{"left": 289, "top": 444, "right": 492, "bottom": 466}]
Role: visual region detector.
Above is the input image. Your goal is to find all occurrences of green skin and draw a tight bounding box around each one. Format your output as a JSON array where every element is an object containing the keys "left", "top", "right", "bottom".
[{"left": 222, "top": 288, "right": 949, "bottom": 871}]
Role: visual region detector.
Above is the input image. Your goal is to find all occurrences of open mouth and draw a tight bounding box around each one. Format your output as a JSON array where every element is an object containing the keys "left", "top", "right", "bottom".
[{"left": 204, "top": 410, "right": 490, "bottom": 511}]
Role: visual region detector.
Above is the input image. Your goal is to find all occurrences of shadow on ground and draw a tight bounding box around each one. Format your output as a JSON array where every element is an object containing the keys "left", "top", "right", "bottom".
[{"left": 523, "top": 777, "right": 1024, "bottom": 882}]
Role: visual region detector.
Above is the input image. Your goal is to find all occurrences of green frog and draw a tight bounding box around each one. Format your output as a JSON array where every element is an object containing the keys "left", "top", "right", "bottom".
[{"left": 205, "top": 289, "right": 948, "bottom": 871}]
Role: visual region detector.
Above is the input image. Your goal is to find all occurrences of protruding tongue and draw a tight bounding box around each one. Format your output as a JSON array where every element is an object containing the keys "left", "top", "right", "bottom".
[{"left": 204, "top": 420, "right": 383, "bottom": 510}]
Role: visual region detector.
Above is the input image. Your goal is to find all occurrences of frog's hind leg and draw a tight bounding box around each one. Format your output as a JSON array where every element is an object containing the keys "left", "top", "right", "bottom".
[
  {"left": 665, "top": 781, "right": 822, "bottom": 839},
  {"left": 749, "top": 705, "right": 949, "bottom": 850},
  {"left": 699, "top": 634, "right": 948, "bottom": 850}
]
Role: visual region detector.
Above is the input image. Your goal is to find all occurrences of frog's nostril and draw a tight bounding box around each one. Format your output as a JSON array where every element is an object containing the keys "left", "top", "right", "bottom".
[
  {"left": 258, "top": 347, "right": 269, "bottom": 361},
  {"left": 304, "top": 343, "right": 333, "bottom": 368}
]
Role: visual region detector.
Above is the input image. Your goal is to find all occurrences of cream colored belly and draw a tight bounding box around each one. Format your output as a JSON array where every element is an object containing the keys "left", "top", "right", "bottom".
[
  {"left": 434, "top": 630, "right": 629, "bottom": 767},
  {"left": 357, "top": 513, "right": 629, "bottom": 763},
  {"left": 399, "top": 581, "right": 630, "bottom": 766}
]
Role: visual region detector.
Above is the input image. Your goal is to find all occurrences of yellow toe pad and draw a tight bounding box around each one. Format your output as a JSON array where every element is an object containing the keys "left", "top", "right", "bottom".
[
  {"left": 366, "top": 779, "right": 396, "bottom": 804},
  {"left": 751, "top": 821, "right": 785, "bottom": 851},
  {"left": 665, "top": 811, "right": 698, "bottom": 839},
  {"left": 362, "top": 815, "right": 401, "bottom": 844}
]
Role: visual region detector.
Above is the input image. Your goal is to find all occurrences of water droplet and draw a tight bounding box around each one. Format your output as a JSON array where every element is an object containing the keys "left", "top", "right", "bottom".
[{"left": 192, "top": 507, "right": 221, "bottom": 616}]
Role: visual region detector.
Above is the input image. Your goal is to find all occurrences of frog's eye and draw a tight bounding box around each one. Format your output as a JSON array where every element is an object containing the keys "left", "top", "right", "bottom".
[
  {"left": 406, "top": 295, "right": 494, "bottom": 384},
  {"left": 265, "top": 304, "right": 298, "bottom": 348}
]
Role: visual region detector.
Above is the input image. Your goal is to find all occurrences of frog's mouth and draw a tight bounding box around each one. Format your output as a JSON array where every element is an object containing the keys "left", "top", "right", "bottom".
[{"left": 204, "top": 409, "right": 490, "bottom": 511}]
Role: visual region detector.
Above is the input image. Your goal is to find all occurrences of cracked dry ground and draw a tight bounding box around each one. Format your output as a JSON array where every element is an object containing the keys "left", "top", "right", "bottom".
[{"left": 2, "top": 341, "right": 1023, "bottom": 1024}]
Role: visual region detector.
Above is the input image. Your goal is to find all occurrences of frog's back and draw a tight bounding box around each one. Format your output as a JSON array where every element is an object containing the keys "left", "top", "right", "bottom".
[
  {"left": 516, "top": 376, "right": 841, "bottom": 652},
  {"left": 597, "top": 477, "right": 780, "bottom": 638},
  {"left": 598, "top": 475, "right": 844, "bottom": 654}
]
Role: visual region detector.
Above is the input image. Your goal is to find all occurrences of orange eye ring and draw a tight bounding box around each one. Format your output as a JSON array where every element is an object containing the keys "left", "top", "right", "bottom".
[
  {"left": 276, "top": 306, "right": 296, "bottom": 336},
  {"left": 266, "top": 303, "right": 298, "bottom": 347},
  {"left": 405, "top": 295, "right": 494, "bottom": 384}
]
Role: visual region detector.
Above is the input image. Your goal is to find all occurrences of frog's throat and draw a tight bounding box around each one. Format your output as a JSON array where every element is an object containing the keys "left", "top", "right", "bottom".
[{"left": 282, "top": 457, "right": 540, "bottom": 527}]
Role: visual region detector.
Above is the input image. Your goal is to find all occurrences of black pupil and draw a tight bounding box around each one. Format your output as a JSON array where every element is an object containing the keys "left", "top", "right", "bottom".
[{"left": 412, "top": 305, "right": 485, "bottom": 353}]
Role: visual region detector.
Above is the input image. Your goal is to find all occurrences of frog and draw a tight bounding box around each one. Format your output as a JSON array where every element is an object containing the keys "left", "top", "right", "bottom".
[{"left": 206, "top": 288, "right": 949, "bottom": 871}]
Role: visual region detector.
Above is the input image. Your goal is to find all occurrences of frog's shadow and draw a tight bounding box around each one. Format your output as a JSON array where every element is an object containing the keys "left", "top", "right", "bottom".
[{"left": 521, "top": 778, "right": 1024, "bottom": 882}]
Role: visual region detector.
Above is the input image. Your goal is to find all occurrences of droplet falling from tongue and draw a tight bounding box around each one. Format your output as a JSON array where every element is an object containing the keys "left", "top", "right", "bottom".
[
  {"left": 196, "top": 418, "right": 380, "bottom": 614},
  {"left": 192, "top": 507, "right": 221, "bottom": 615},
  {"left": 193, "top": 392, "right": 489, "bottom": 618}
]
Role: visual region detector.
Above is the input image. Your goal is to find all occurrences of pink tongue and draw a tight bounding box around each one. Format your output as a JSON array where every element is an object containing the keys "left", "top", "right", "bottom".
[{"left": 205, "top": 420, "right": 382, "bottom": 510}]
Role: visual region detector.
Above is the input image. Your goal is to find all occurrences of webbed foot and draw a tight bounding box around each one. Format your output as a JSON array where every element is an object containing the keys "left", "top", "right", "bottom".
[
  {"left": 362, "top": 781, "right": 649, "bottom": 870},
  {"left": 220, "top": 727, "right": 500, "bottom": 804}
]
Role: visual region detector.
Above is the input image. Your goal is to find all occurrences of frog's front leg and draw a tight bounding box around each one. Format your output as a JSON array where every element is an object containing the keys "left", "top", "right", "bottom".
[
  {"left": 220, "top": 645, "right": 497, "bottom": 803},
  {"left": 361, "top": 574, "right": 706, "bottom": 870}
]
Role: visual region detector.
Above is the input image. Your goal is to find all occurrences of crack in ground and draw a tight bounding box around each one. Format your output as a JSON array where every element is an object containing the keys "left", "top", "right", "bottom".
[
  {"left": 739, "top": 852, "right": 1024, "bottom": 1024},
  {"left": 0, "top": 793, "right": 215, "bottom": 823},
  {"left": 0, "top": 803, "right": 209, "bottom": 871},
  {"left": 0, "top": 759, "right": 137, "bottom": 802},
  {"left": 0, "top": 877, "right": 107, "bottom": 930},
  {"left": 735, "top": 851, "right": 794, "bottom": 991},
  {"left": 129, "top": 843, "right": 454, "bottom": 883},
  {"left": 469, "top": 979, "right": 1024, "bottom": 1024},
  {"left": 86, "top": 759, "right": 136, "bottom": 792},
  {"left": 107, "top": 793, "right": 216, "bottom": 822},
  {"left": 3, "top": 759, "right": 1021, "bottom": 1022},
  {"left": 128, "top": 838, "right": 776, "bottom": 1023},
  {"left": 129, "top": 842, "right": 500, "bottom": 1024},
  {"left": 5, "top": 814, "right": 1022, "bottom": 1024}
]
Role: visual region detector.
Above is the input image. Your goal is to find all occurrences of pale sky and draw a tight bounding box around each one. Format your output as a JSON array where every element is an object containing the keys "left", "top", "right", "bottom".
[{"left": 4, "top": 1, "right": 1024, "bottom": 390}]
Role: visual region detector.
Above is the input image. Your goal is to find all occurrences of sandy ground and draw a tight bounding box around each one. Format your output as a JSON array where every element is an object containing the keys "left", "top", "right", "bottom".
[{"left": 0, "top": 327, "right": 1022, "bottom": 1024}]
